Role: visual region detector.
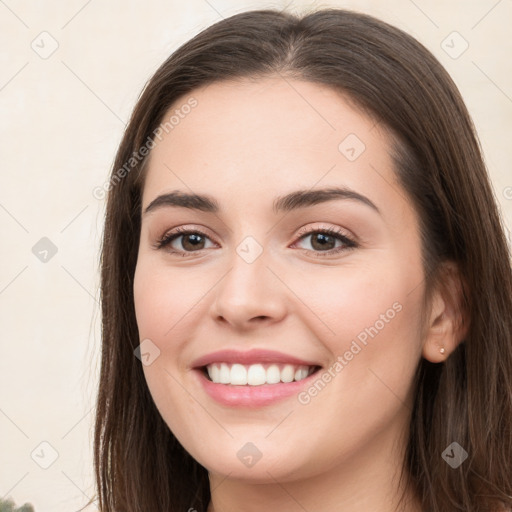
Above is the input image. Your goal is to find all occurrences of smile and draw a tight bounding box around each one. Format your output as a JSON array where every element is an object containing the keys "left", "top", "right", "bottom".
[
  {"left": 204, "top": 362, "right": 318, "bottom": 385},
  {"left": 191, "top": 348, "right": 323, "bottom": 407}
]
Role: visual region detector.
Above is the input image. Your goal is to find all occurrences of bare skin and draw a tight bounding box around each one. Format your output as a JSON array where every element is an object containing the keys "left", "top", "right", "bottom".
[{"left": 133, "top": 76, "right": 463, "bottom": 512}]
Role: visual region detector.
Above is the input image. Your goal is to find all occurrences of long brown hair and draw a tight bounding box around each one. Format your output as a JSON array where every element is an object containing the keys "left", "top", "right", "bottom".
[{"left": 90, "top": 8, "right": 512, "bottom": 512}]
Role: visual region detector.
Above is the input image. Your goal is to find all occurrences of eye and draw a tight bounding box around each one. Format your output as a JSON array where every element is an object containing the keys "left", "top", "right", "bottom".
[
  {"left": 154, "top": 225, "right": 358, "bottom": 258},
  {"left": 154, "top": 226, "right": 216, "bottom": 255},
  {"left": 292, "top": 226, "right": 357, "bottom": 257}
]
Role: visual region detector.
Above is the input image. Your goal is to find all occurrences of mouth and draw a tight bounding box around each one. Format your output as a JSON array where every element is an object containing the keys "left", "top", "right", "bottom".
[
  {"left": 193, "top": 362, "right": 323, "bottom": 408},
  {"left": 190, "top": 348, "right": 324, "bottom": 407},
  {"left": 200, "top": 362, "right": 322, "bottom": 386}
]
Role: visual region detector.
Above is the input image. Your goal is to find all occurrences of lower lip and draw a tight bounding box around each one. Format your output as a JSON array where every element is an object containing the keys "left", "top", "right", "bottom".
[{"left": 193, "top": 368, "right": 320, "bottom": 408}]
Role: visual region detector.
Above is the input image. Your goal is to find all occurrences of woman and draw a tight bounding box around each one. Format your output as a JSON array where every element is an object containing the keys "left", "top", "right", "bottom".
[{"left": 90, "top": 8, "right": 512, "bottom": 512}]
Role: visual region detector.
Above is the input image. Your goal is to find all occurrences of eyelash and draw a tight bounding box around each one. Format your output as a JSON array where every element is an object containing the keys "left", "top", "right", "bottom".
[{"left": 154, "top": 225, "right": 358, "bottom": 258}]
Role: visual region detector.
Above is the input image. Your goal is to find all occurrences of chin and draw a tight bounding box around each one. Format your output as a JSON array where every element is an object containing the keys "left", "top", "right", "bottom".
[{"left": 189, "top": 440, "right": 314, "bottom": 483}]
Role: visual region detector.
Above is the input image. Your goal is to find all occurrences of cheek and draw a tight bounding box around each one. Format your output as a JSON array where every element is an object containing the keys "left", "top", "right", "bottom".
[
  {"left": 133, "top": 260, "right": 207, "bottom": 445},
  {"left": 133, "top": 258, "right": 202, "bottom": 347},
  {"left": 292, "top": 259, "right": 424, "bottom": 411},
  {"left": 280, "top": 267, "right": 423, "bottom": 466},
  {"left": 290, "top": 258, "right": 423, "bottom": 352}
]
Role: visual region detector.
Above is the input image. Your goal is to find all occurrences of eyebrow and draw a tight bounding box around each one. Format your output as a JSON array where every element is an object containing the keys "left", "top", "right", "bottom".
[{"left": 143, "top": 187, "right": 380, "bottom": 216}]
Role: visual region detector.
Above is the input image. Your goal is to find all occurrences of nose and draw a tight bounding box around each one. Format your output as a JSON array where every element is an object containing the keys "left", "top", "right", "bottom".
[{"left": 211, "top": 246, "right": 287, "bottom": 330}]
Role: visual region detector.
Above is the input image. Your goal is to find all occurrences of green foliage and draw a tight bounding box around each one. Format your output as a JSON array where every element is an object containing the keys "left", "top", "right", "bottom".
[{"left": 0, "top": 497, "right": 35, "bottom": 512}]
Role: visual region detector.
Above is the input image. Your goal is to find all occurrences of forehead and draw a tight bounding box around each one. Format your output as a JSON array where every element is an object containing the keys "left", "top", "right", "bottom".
[
  {"left": 141, "top": 76, "right": 401, "bottom": 216},
  {"left": 149, "top": 76, "right": 384, "bottom": 157}
]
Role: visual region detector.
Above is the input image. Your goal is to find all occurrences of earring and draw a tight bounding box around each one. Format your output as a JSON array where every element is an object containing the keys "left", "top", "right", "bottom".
[{"left": 439, "top": 347, "right": 446, "bottom": 354}]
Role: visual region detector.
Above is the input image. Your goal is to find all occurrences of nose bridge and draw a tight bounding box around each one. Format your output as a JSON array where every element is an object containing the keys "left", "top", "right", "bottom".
[
  {"left": 221, "top": 236, "right": 273, "bottom": 302},
  {"left": 212, "top": 234, "right": 286, "bottom": 325}
]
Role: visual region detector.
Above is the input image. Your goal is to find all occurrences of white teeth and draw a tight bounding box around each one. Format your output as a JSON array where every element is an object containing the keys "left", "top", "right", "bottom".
[
  {"left": 266, "top": 364, "right": 281, "bottom": 384},
  {"left": 219, "top": 363, "right": 230, "bottom": 384},
  {"left": 295, "top": 367, "right": 309, "bottom": 381},
  {"left": 280, "top": 364, "right": 295, "bottom": 383},
  {"left": 230, "top": 363, "right": 247, "bottom": 385},
  {"left": 210, "top": 364, "right": 220, "bottom": 382},
  {"left": 247, "top": 364, "right": 266, "bottom": 385},
  {"left": 205, "top": 362, "right": 316, "bottom": 385}
]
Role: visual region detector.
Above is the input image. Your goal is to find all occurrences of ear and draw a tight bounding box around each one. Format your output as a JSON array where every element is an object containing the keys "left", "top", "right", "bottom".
[{"left": 422, "top": 261, "right": 469, "bottom": 363}]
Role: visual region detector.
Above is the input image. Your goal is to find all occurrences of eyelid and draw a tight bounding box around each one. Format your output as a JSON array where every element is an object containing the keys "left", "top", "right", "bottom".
[{"left": 295, "top": 223, "right": 354, "bottom": 241}]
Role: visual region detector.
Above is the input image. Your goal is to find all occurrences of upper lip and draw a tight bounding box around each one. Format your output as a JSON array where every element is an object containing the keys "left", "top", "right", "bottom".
[{"left": 191, "top": 349, "right": 322, "bottom": 368}]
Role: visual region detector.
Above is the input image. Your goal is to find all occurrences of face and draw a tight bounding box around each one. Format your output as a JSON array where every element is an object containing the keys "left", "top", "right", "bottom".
[{"left": 133, "top": 77, "right": 427, "bottom": 483}]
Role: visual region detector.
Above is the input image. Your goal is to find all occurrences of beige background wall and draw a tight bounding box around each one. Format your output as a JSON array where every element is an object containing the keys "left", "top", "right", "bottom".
[{"left": 0, "top": 1, "right": 510, "bottom": 511}]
